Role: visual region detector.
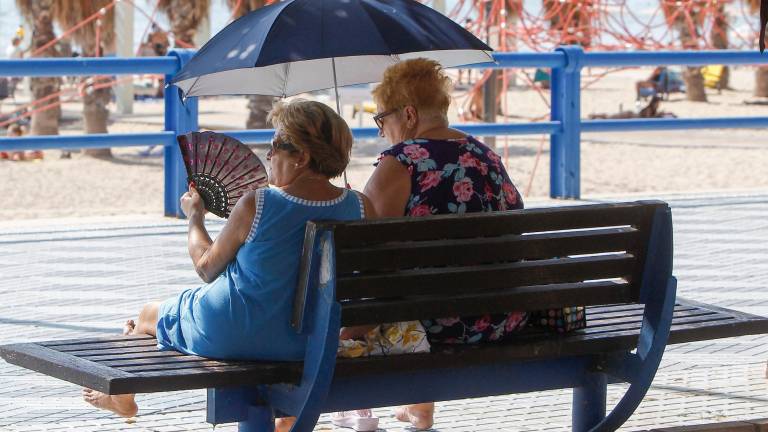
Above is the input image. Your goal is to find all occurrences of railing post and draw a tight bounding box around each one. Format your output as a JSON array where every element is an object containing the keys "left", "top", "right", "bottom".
[
  {"left": 164, "top": 49, "right": 199, "bottom": 218},
  {"left": 550, "top": 45, "right": 583, "bottom": 199}
]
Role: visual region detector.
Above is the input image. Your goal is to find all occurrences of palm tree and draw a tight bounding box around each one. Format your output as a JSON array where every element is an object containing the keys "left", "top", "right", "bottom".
[
  {"left": 225, "top": 0, "right": 275, "bottom": 129},
  {"left": 16, "top": 0, "right": 61, "bottom": 137},
  {"left": 157, "top": 0, "right": 212, "bottom": 47},
  {"left": 542, "top": 0, "right": 594, "bottom": 48},
  {"left": 53, "top": 0, "right": 115, "bottom": 158},
  {"left": 661, "top": 0, "right": 708, "bottom": 101},
  {"left": 744, "top": 0, "right": 768, "bottom": 96},
  {"left": 709, "top": 0, "right": 729, "bottom": 88}
]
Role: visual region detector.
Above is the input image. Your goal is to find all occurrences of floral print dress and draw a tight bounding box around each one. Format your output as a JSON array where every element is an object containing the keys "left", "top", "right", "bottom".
[{"left": 376, "top": 136, "right": 529, "bottom": 344}]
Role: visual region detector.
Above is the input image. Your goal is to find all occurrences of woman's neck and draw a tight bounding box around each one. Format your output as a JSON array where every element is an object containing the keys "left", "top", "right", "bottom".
[
  {"left": 280, "top": 171, "right": 342, "bottom": 201},
  {"left": 412, "top": 121, "right": 465, "bottom": 141}
]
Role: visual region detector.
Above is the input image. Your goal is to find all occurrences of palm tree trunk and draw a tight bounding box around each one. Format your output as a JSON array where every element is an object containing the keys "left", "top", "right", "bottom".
[
  {"left": 676, "top": 11, "right": 707, "bottom": 102},
  {"left": 224, "top": 0, "right": 273, "bottom": 130},
  {"left": 755, "top": 68, "right": 768, "bottom": 97},
  {"left": 710, "top": 2, "right": 729, "bottom": 89},
  {"left": 27, "top": 0, "right": 61, "bottom": 136},
  {"left": 246, "top": 95, "right": 274, "bottom": 129},
  {"left": 81, "top": 43, "right": 113, "bottom": 158},
  {"left": 160, "top": 0, "right": 211, "bottom": 47}
]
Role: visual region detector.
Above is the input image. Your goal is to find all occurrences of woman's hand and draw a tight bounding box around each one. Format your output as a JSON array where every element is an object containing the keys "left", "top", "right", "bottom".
[{"left": 180, "top": 185, "right": 206, "bottom": 219}]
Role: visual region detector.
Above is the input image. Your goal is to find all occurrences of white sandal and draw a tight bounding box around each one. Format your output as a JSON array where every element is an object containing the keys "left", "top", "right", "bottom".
[{"left": 330, "top": 409, "right": 379, "bottom": 431}]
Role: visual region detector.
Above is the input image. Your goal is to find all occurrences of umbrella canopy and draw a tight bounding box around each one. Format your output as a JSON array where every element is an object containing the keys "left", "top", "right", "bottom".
[{"left": 171, "top": 0, "right": 493, "bottom": 98}]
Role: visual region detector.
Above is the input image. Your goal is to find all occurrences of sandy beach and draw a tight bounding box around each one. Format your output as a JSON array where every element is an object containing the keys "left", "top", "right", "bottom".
[{"left": 2, "top": 66, "right": 768, "bottom": 221}]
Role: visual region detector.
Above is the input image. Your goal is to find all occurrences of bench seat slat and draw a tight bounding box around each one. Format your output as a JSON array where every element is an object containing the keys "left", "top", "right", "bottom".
[
  {"left": 0, "top": 343, "right": 134, "bottom": 394},
  {"left": 584, "top": 305, "right": 698, "bottom": 322},
  {"left": 3, "top": 299, "right": 767, "bottom": 395},
  {"left": 66, "top": 345, "right": 165, "bottom": 357},
  {"left": 42, "top": 335, "right": 154, "bottom": 349},
  {"left": 585, "top": 309, "right": 715, "bottom": 330},
  {"left": 107, "top": 365, "right": 303, "bottom": 394},
  {"left": 100, "top": 356, "right": 242, "bottom": 368},
  {"left": 90, "top": 350, "right": 208, "bottom": 363},
  {"left": 124, "top": 362, "right": 280, "bottom": 374},
  {"left": 337, "top": 254, "right": 636, "bottom": 299},
  {"left": 336, "top": 228, "right": 640, "bottom": 273}
]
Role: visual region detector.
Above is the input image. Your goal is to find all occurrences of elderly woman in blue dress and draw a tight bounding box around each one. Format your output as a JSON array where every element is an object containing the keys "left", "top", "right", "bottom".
[{"left": 82, "top": 99, "right": 374, "bottom": 420}]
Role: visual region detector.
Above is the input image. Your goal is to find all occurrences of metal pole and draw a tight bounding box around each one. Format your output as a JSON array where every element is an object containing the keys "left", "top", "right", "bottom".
[
  {"left": 115, "top": 1, "right": 134, "bottom": 114},
  {"left": 482, "top": 0, "right": 497, "bottom": 149},
  {"left": 572, "top": 372, "right": 607, "bottom": 432},
  {"left": 550, "top": 45, "right": 582, "bottom": 199},
  {"left": 165, "top": 49, "right": 199, "bottom": 218},
  {"left": 332, "top": 57, "right": 349, "bottom": 187}
]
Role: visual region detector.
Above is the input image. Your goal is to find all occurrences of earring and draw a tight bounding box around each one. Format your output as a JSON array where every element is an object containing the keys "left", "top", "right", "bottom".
[{"left": 294, "top": 163, "right": 299, "bottom": 168}]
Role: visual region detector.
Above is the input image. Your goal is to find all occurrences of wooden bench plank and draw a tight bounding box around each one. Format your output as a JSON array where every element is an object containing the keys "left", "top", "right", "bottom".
[
  {"left": 328, "top": 201, "right": 664, "bottom": 247},
  {"left": 0, "top": 343, "right": 134, "bottom": 394},
  {"left": 3, "top": 298, "right": 767, "bottom": 396},
  {"left": 340, "top": 281, "right": 636, "bottom": 326},
  {"left": 42, "top": 334, "right": 154, "bottom": 348},
  {"left": 337, "top": 254, "right": 636, "bottom": 300},
  {"left": 336, "top": 228, "right": 640, "bottom": 273}
]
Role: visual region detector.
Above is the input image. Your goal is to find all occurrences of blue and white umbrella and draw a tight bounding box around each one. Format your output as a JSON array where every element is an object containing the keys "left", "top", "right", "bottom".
[{"left": 171, "top": 0, "right": 493, "bottom": 99}]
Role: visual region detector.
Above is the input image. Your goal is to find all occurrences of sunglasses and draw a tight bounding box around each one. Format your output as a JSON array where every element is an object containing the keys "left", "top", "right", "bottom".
[
  {"left": 268, "top": 138, "right": 298, "bottom": 157},
  {"left": 373, "top": 108, "right": 400, "bottom": 130}
]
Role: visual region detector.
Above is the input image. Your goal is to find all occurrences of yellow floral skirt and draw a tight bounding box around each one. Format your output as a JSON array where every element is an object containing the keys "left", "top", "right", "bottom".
[{"left": 337, "top": 321, "right": 431, "bottom": 358}]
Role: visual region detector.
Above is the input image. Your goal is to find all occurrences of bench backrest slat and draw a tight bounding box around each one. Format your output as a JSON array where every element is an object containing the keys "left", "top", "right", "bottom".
[{"left": 293, "top": 201, "right": 666, "bottom": 329}]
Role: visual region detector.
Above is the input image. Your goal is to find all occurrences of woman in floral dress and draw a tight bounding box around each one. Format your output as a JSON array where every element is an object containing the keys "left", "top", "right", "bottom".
[{"left": 350, "top": 58, "right": 527, "bottom": 430}]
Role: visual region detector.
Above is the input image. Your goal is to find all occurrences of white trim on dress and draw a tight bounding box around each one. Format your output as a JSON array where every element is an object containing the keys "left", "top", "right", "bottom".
[
  {"left": 353, "top": 191, "right": 365, "bottom": 218},
  {"left": 246, "top": 188, "right": 266, "bottom": 243},
  {"left": 275, "top": 188, "right": 349, "bottom": 207}
]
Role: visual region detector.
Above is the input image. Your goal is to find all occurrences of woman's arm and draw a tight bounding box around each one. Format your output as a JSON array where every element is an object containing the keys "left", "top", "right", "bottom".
[
  {"left": 363, "top": 156, "right": 411, "bottom": 218},
  {"left": 181, "top": 187, "right": 257, "bottom": 283}
]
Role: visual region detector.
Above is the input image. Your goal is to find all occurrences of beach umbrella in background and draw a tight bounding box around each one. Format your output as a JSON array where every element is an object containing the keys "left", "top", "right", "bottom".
[{"left": 171, "top": 0, "right": 493, "bottom": 105}]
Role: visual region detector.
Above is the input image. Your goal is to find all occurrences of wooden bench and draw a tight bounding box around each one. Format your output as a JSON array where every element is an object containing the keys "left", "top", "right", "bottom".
[{"left": 3, "top": 201, "right": 768, "bottom": 432}]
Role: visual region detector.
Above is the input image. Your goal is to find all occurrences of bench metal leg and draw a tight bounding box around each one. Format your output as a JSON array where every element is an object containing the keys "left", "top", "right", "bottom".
[
  {"left": 572, "top": 372, "right": 607, "bottom": 432},
  {"left": 238, "top": 406, "right": 275, "bottom": 432}
]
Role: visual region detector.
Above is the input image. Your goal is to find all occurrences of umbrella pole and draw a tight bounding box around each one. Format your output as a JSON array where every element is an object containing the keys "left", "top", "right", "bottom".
[{"left": 332, "top": 57, "right": 350, "bottom": 188}]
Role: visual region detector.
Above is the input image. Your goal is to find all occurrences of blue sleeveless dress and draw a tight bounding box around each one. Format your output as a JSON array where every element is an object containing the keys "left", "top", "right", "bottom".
[{"left": 156, "top": 187, "right": 365, "bottom": 361}]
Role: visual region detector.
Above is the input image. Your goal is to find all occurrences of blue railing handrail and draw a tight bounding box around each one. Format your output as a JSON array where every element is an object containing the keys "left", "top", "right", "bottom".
[
  {"left": 1, "top": 47, "right": 768, "bottom": 213},
  {"left": 582, "top": 117, "right": 768, "bottom": 132},
  {"left": 0, "top": 57, "right": 180, "bottom": 77},
  {"left": 1, "top": 132, "right": 176, "bottom": 151}
]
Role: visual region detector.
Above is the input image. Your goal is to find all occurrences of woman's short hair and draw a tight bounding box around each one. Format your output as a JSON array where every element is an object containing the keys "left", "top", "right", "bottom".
[
  {"left": 371, "top": 58, "right": 452, "bottom": 117},
  {"left": 268, "top": 99, "right": 352, "bottom": 178}
]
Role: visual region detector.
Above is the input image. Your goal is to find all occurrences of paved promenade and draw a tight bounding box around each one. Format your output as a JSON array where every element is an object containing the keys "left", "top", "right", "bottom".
[{"left": 0, "top": 191, "right": 767, "bottom": 431}]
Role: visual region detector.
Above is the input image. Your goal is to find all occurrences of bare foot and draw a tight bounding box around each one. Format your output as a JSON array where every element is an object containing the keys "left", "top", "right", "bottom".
[
  {"left": 123, "top": 319, "right": 136, "bottom": 336},
  {"left": 275, "top": 416, "right": 296, "bottom": 432},
  {"left": 82, "top": 389, "right": 138, "bottom": 418},
  {"left": 394, "top": 403, "right": 434, "bottom": 430}
]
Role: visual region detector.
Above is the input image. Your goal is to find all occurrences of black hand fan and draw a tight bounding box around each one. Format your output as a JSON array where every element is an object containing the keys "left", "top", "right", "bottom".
[{"left": 177, "top": 131, "right": 269, "bottom": 218}]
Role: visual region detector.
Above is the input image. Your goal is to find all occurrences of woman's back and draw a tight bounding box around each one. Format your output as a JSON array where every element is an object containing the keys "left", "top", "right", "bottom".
[
  {"left": 377, "top": 136, "right": 526, "bottom": 343},
  {"left": 378, "top": 136, "right": 523, "bottom": 217},
  {"left": 156, "top": 187, "right": 364, "bottom": 360}
]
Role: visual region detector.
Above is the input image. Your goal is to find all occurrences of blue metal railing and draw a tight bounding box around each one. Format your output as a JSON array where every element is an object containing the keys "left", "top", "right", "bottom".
[{"left": 1, "top": 47, "right": 767, "bottom": 216}]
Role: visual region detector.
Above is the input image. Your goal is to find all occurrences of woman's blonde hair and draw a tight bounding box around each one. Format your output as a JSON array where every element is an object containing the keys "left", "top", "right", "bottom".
[
  {"left": 371, "top": 58, "right": 452, "bottom": 117},
  {"left": 267, "top": 99, "right": 352, "bottom": 178}
]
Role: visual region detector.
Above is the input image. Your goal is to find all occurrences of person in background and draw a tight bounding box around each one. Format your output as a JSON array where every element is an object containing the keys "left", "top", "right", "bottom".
[
  {"left": 3, "top": 123, "right": 41, "bottom": 161},
  {"left": 5, "top": 35, "right": 24, "bottom": 99}
]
